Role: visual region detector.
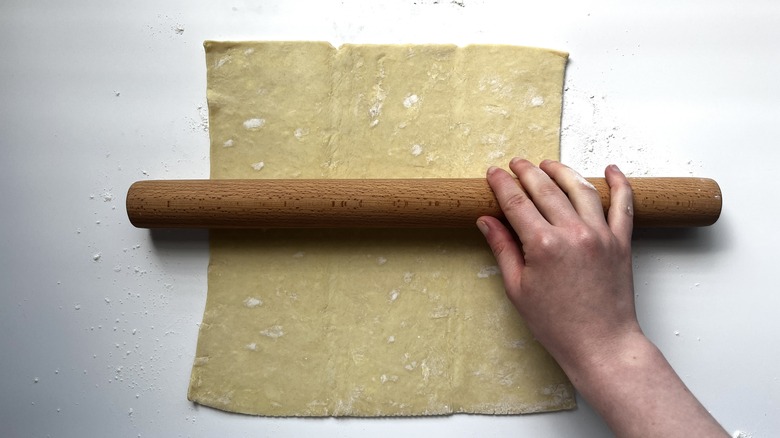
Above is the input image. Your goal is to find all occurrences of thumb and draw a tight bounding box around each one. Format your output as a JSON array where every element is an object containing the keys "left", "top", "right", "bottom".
[{"left": 476, "top": 216, "right": 525, "bottom": 297}]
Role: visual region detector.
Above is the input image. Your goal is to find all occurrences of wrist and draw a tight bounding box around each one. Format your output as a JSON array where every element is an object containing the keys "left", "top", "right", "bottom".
[
  {"left": 554, "top": 330, "right": 728, "bottom": 437},
  {"left": 555, "top": 328, "right": 653, "bottom": 389}
]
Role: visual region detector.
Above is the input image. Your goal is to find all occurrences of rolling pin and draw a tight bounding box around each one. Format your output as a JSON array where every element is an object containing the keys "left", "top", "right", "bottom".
[{"left": 126, "top": 178, "right": 722, "bottom": 228}]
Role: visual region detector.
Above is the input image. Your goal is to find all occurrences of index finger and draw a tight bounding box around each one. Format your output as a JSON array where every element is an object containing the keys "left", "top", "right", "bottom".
[
  {"left": 510, "top": 158, "right": 580, "bottom": 227},
  {"left": 486, "top": 166, "right": 548, "bottom": 241}
]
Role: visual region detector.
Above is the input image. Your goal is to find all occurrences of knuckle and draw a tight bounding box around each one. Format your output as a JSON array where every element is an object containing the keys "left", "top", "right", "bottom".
[
  {"left": 537, "top": 183, "right": 562, "bottom": 198},
  {"left": 574, "top": 226, "right": 600, "bottom": 248},
  {"left": 614, "top": 179, "right": 634, "bottom": 197},
  {"left": 489, "top": 239, "right": 512, "bottom": 259},
  {"left": 555, "top": 224, "right": 604, "bottom": 258},
  {"left": 537, "top": 233, "right": 559, "bottom": 251},
  {"left": 527, "top": 231, "right": 560, "bottom": 255},
  {"left": 502, "top": 191, "right": 531, "bottom": 212}
]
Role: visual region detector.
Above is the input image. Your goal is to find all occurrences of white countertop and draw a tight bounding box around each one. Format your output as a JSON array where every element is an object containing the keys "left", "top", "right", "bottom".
[{"left": 1, "top": 1, "right": 778, "bottom": 436}]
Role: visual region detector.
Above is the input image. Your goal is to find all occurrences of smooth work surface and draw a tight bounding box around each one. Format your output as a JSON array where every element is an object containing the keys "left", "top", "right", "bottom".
[{"left": 1, "top": 1, "right": 778, "bottom": 436}]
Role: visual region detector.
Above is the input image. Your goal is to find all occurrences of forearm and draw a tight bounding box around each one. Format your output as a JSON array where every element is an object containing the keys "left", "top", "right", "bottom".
[{"left": 560, "top": 331, "right": 728, "bottom": 438}]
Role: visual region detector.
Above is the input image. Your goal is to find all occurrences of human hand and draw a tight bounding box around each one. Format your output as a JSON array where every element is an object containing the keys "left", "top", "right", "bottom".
[
  {"left": 476, "top": 158, "right": 639, "bottom": 372},
  {"left": 476, "top": 159, "right": 728, "bottom": 437}
]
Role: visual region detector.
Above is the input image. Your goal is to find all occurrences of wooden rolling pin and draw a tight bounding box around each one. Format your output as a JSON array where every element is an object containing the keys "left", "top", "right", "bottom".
[{"left": 126, "top": 178, "right": 721, "bottom": 229}]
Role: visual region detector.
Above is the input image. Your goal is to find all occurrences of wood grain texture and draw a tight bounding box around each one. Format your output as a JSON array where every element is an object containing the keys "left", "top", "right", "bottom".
[{"left": 126, "top": 178, "right": 722, "bottom": 229}]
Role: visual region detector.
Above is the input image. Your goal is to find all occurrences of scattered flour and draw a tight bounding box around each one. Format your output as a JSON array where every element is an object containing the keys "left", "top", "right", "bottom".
[
  {"left": 573, "top": 172, "right": 596, "bottom": 190},
  {"left": 487, "top": 149, "right": 506, "bottom": 160},
  {"left": 379, "top": 374, "right": 399, "bottom": 384},
  {"left": 477, "top": 265, "right": 500, "bottom": 278},
  {"left": 368, "top": 62, "right": 387, "bottom": 125},
  {"left": 369, "top": 85, "right": 386, "bottom": 121},
  {"left": 403, "top": 94, "right": 419, "bottom": 108},
  {"left": 479, "top": 74, "right": 513, "bottom": 98},
  {"left": 411, "top": 144, "right": 423, "bottom": 156},
  {"left": 560, "top": 86, "right": 700, "bottom": 177},
  {"left": 243, "top": 297, "right": 263, "bottom": 308},
  {"left": 243, "top": 118, "right": 266, "bottom": 130},
  {"left": 260, "top": 325, "right": 284, "bottom": 339},
  {"left": 215, "top": 55, "right": 231, "bottom": 69},
  {"left": 250, "top": 162, "right": 265, "bottom": 171},
  {"left": 189, "top": 104, "right": 209, "bottom": 133},
  {"left": 223, "top": 139, "right": 234, "bottom": 148},
  {"left": 293, "top": 127, "right": 309, "bottom": 140},
  {"left": 369, "top": 99, "right": 384, "bottom": 118}
]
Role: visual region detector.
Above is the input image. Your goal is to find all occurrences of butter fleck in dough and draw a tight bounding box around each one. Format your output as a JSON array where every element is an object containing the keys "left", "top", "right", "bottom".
[{"left": 188, "top": 41, "right": 572, "bottom": 416}]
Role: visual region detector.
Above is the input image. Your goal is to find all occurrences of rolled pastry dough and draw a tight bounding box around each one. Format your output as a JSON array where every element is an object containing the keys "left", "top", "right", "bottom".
[{"left": 188, "top": 41, "right": 572, "bottom": 416}]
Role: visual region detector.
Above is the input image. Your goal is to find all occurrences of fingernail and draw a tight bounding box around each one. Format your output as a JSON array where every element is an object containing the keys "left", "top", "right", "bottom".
[
  {"left": 509, "top": 157, "right": 522, "bottom": 166},
  {"left": 487, "top": 166, "right": 499, "bottom": 176},
  {"left": 609, "top": 164, "right": 621, "bottom": 172},
  {"left": 476, "top": 219, "right": 489, "bottom": 236}
]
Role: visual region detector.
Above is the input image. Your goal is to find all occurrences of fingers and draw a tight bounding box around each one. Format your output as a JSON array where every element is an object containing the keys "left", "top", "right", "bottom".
[
  {"left": 604, "top": 164, "right": 634, "bottom": 245},
  {"left": 509, "top": 158, "right": 580, "bottom": 227},
  {"left": 488, "top": 159, "right": 631, "bottom": 243},
  {"left": 485, "top": 165, "right": 547, "bottom": 241},
  {"left": 539, "top": 160, "right": 607, "bottom": 227},
  {"left": 476, "top": 216, "right": 524, "bottom": 289}
]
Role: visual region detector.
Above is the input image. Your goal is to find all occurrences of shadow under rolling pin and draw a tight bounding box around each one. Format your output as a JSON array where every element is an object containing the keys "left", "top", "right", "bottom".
[{"left": 126, "top": 178, "right": 722, "bottom": 229}]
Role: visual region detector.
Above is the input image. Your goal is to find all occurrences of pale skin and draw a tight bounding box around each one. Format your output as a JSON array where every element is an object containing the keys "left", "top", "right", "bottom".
[{"left": 476, "top": 158, "right": 728, "bottom": 438}]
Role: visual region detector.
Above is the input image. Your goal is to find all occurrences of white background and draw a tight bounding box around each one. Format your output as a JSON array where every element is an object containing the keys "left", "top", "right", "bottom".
[{"left": 1, "top": 1, "right": 778, "bottom": 436}]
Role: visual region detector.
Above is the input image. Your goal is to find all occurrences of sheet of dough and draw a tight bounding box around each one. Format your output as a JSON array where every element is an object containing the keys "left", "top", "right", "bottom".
[{"left": 188, "top": 41, "right": 573, "bottom": 416}]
